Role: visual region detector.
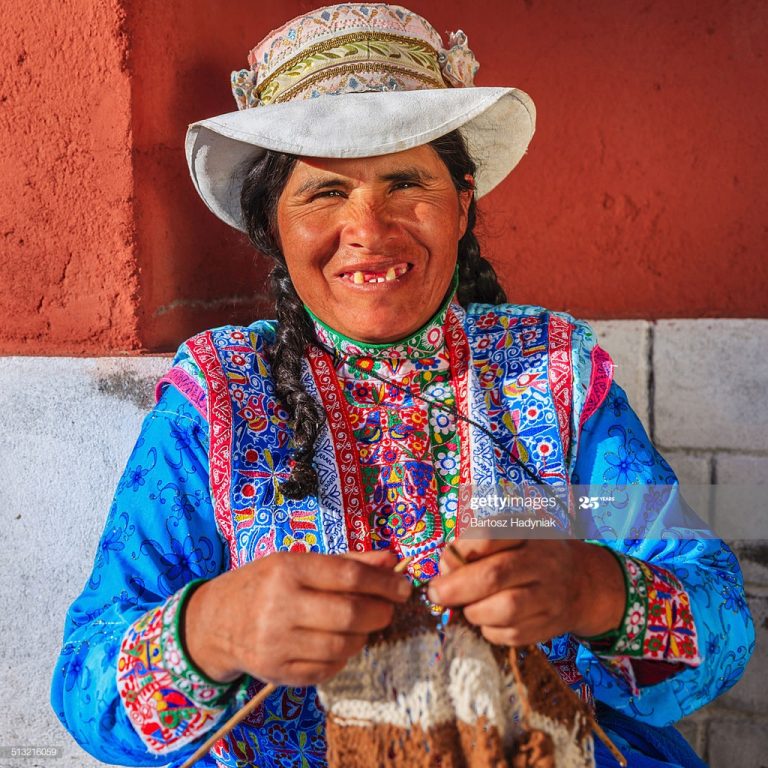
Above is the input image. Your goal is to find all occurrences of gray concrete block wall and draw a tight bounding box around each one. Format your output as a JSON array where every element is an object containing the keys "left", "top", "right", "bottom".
[
  {"left": 590, "top": 320, "right": 651, "bottom": 431},
  {"left": 1, "top": 318, "right": 765, "bottom": 766},
  {"left": 651, "top": 320, "right": 768, "bottom": 765},
  {"left": 0, "top": 357, "right": 170, "bottom": 768},
  {"left": 595, "top": 321, "right": 768, "bottom": 767}
]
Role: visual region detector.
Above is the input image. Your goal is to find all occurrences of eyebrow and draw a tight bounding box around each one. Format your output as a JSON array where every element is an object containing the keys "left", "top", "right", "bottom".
[
  {"left": 294, "top": 177, "right": 352, "bottom": 197},
  {"left": 293, "top": 166, "right": 438, "bottom": 197},
  {"left": 380, "top": 167, "right": 438, "bottom": 184}
]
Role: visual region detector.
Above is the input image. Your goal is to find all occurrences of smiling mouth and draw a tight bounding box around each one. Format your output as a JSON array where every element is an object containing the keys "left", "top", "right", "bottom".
[{"left": 338, "top": 262, "right": 412, "bottom": 285}]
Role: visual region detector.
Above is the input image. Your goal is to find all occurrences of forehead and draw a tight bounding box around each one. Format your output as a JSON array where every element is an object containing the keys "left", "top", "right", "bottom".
[{"left": 287, "top": 144, "right": 448, "bottom": 184}]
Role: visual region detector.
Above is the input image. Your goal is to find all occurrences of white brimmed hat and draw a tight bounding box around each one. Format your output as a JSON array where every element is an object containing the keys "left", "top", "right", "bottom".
[{"left": 185, "top": 3, "right": 536, "bottom": 232}]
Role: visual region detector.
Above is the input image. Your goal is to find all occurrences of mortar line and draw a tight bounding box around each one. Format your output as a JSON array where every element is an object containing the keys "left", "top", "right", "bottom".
[
  {"left": 708, "top": 453, "right": 717, "bottom": 528},
  {"left": 648, "top": 321, "right": 656, "bottom": 444}
]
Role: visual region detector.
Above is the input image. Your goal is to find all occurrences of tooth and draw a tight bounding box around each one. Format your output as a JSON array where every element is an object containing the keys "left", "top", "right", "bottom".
[
  {"left": 353, "top": 271, "right": 364, "bottom": 284},
  {"left": 385, "top": 267, "right": 396, "bottom": 281},
  {"left": 376, "top": 277, "right": 385, "bottom": 282}
]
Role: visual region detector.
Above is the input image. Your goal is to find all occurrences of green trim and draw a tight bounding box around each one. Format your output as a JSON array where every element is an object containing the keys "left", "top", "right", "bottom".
[
  {"left": 578, "top": 544, "right": 630, "bottom": 652},
  {"left": 304, "top": 269, "right": 459, "bottom": 351},
  {"left": 173, "top": 578, "right": 243, "bottom": 691}
]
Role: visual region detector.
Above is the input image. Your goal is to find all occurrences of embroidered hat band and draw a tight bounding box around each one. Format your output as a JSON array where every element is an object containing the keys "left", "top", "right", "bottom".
[{"left": 231, "top": 4, "right": 478, "bottom": 109}]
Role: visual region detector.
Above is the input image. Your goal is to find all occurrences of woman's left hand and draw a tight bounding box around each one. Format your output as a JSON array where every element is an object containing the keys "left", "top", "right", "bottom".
[{"left": 426, "top": 539, "right": 626, "bottom": 646}]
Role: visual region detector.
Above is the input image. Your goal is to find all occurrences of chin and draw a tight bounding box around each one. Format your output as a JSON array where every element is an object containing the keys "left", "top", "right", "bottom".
[
  {"left": 345, "top": 319, "right": 412, "bottom": 344},
  {"left": 329, "top": 297, "right": 437, "bottom": 343}
]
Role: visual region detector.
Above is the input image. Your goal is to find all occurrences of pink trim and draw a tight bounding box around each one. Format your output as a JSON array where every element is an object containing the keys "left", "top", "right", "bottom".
[
  {"left": 188, "top": 332, "right": 238, "bottom": 568},
  {"left": 579, "top": 346, "right": 614, "bottom": 430},
  {"left": 547, "top": 315, "right": 574, "bottom": 460},
  {"left": 155, "top": 367, "right": 207, "bottom": 419},
  {"left": 307, "top": 346, "right": 370, "bottom": 552}
]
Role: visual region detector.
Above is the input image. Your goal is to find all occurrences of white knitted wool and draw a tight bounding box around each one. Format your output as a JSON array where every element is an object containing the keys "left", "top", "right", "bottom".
[
  {"left": 318, "top": 619, "right": 596, "bottom": 767},
  {"left": 319, "top": 624, "right": 509, "bottom": 731}
]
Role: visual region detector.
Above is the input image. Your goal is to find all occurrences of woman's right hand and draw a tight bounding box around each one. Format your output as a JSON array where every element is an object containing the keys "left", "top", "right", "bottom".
[{"left": 183, "top": 549, "right": 410, "bottom": 686}]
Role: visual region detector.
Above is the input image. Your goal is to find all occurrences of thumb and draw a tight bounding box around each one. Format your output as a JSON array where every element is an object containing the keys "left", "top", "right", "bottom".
[{"left": 342, "top": 549, "right": 399, "bottom": 570}]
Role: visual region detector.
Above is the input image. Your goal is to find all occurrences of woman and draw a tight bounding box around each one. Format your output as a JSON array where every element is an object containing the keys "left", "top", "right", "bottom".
[{"left": 52, "top": 4, "right": 753, "bottom": 767}]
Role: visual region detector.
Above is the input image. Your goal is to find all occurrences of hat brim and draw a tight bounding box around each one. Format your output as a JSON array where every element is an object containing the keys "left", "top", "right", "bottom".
[{"left": 185, "top": 87, "right": 535, "bottom": 232}]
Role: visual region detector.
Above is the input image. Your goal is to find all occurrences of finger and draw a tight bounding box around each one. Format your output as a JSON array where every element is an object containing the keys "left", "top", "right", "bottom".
[
  {"left": 462, "top": 586, "right": 541, "bottom": 628},
  {"left": 451, "top": 537, "right": 525, "bottom": 562},
  {"left": 480, "top": 614, "right": 552, "bottom": 647},
  {"left": 262, "top": 659, "right": 349, "bottom": 687},
  {"left": 440, "top": 538, "right": 525, "bottom": 576},
  {"left": 428, "top": 548, "right": 535, "bottom": 606},
  {"left": 292, "top": 589, "right": 396, "bottom": 634},
  {"left": 343, "top": 549, "right": 399, "bottom": 569},
  {"left": 294, "top": 552, "right": 412, "bottom": 602},
  {"left": 268, "top": 627, "right": 369, "bottom": 664}
]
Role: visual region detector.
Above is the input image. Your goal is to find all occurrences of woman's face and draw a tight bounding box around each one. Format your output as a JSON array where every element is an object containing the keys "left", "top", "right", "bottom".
[{"left": 276, "top": 144, "right": 472, "bottom": 343}]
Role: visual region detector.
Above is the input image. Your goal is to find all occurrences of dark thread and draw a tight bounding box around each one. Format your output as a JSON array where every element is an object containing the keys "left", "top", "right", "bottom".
[{"left": 240, "top": 131, "right": 507, "bottom": 499}]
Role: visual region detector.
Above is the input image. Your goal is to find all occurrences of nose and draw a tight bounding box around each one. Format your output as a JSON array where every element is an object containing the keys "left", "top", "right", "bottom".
[{"left": 339, "top": 194, "right": 396, "bottom": 252}]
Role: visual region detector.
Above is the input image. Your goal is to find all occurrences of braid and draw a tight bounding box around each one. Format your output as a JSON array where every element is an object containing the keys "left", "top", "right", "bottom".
[
  {"left": 241, "top": 151, "right": 324, "bottom": 499},
  {"left": 269, "top": 260, "right": 325, "bottom": 499},
  {"left": 456, "top": 221, "right": 508, "bottom": 307},
  {"left": 240, "top": 129, "right": 507, "bottom": 500}
]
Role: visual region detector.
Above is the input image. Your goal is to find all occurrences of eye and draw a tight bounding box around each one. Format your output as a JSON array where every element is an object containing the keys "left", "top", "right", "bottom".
[
  {"left": 310, "top": 189, "right": 345, "bottom": 201},
  {"left": 392, "top": 180, "right": 419, "bottom": 191}
]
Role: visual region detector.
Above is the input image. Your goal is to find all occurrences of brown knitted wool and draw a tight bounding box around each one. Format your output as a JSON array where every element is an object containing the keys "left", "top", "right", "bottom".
[{"left": 317, "top": 593, "right": 595, "bottom": 767}]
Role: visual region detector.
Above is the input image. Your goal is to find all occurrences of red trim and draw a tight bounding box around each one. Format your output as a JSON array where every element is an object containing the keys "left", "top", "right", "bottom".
[
  {"left": 580, "top": 346, "right": 614, "bottom": 430},
  {"left": 445, "top": 307, "right": 473, "bottom": 491},
  {"left": 630, "top": 659, "right": 685, "bottom": 687},
  {"left": 306, "top": 346, "right": 371, "bottom": 552},
  {"left": 547, "top": 315, "right": 574, "bottom": 459},
  {"left": 188, "top": 332, "right": 238, "bottom": 568}
]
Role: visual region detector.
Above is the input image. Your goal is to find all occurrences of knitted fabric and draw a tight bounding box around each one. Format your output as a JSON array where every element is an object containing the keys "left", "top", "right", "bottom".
[{"left": 316, "top": 593, "right": 595, "bottom": 767}]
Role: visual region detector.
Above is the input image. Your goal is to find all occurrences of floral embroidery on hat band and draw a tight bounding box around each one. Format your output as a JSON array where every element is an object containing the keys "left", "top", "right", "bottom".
[
  {"left": 233, "top": 33, "right": 452, "bottom": 109},
  {"left": 260, "top": 33, "right": 442, "bottom": 101},
  {"left": 229, "top": 4, "right": 479, "bottom": 111}
]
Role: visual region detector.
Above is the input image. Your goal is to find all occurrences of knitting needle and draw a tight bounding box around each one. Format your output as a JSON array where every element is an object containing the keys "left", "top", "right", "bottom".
[
  {"left": 446, "top": 542, "right": 467, "bottom": 565},
  {"left": 526, "top": 643, "right": 627, "bottom": 767},
  {"left": 446, "top": 543, "right": 627, "bottom": 767},
  {"left": 179, "top": 681, "right": 276, "bottom": 768},
  {"left": 179, "top": 554, "right": 414, "bottom": 768},
  {"left": 587, "top": 715, "right": 627, "bottom": 767}
]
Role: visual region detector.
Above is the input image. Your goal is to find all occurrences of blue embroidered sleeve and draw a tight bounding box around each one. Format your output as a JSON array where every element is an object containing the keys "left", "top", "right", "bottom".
[
  {"left": 572, "top": 382, "right": 754, "bottom": 726},
  {"left": 51, "top": 385, "right": 233, "bottom": 765}
]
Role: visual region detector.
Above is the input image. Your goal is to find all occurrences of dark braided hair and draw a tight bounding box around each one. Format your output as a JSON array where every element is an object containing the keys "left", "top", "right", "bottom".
[{"left": 240, "top": 130, "right": 507, "bottom": 499}]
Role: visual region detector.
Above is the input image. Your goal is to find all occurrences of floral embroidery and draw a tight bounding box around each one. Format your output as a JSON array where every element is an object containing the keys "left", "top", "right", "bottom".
[
  {"left": 231, "top": 4, "right": 456, "bottom": 109},
  {"left": 116, "top": 582, "right": 231, "bottom": 753},
  {"left": 311, "top": 299, "right": 459, "bottom": 583},
  {"left": 54, "top": 304, "right": 752, "bottom": 767},
  {"left": 585, "top": 551, "right": 701, "bottom": 678}
]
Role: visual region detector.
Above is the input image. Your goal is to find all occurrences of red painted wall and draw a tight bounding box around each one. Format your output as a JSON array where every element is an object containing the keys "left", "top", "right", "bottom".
[
  {"left": 1, "top": 0, "right": 138, "bottom": 354},
  {"left": 3, "top": 0, "right": 767, "bottom": 354}
]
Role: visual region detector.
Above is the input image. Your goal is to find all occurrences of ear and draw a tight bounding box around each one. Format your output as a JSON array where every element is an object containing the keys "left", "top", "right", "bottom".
[{"left": 457, "top": 175, "right": 474, "bottom": 238}]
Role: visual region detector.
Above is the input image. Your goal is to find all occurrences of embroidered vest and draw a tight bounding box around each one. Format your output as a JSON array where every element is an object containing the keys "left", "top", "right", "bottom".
[{"left": 160, "top": 303, "right": 613, "bottom": 767}]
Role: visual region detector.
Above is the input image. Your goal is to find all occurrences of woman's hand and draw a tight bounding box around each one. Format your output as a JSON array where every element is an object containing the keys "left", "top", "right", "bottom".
[
  {"left": 426, "top": 539, "right": 626, "bottom": 646},
  {"left": 184, "top": 549, "right": 411, "bottom": 686}
]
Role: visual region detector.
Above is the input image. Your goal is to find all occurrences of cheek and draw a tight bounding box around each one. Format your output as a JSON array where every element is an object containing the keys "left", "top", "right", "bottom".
[
  {"left": 278, "top": 214, "right": 336, "bottom": 274},
  {"left": 418, "top": 211, "right": 463, "bottom": 273},
  {"left": 412, "top": 200, "right": 464, "bottom": 243}
]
